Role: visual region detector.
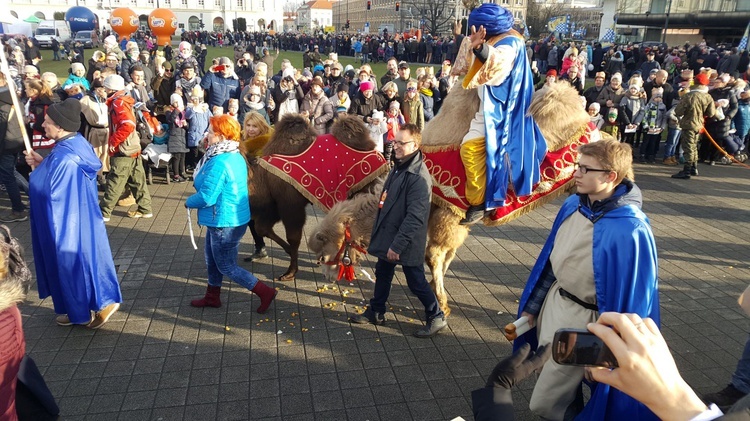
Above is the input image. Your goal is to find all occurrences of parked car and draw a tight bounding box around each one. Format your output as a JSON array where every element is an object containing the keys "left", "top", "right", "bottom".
[{"left": 74, "top": 31, "right": 98, "bottom": 49}]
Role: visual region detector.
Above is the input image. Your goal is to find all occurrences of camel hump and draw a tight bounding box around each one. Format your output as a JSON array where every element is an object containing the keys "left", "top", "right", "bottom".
[
  {"left": 330, "top": 114, "right": 377, "bottom": 151},
  {"left": 263, "top": 114, "right": 318, "bottom": 156},
  {"left": 422, "top": 86, "right": 479, "bottom": 148},
  {"left": 529, "top": 82, "right": 591, "bottom": 152}
]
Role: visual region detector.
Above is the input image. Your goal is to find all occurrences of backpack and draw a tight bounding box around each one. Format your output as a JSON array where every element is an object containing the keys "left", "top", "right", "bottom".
[
  {"left": 133, "top": 103, "right": 154, "bottom": 148},
  {"left": 0, "top": 103, "right": 26, "bottom": 154}
]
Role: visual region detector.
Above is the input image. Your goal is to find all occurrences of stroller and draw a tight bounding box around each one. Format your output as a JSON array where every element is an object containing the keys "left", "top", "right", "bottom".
[{"left": 719, "top": 133, "right": 748, "bottom": 164}]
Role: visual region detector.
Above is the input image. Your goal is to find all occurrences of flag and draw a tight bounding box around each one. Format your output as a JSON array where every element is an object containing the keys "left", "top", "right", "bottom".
[
  {"left": 740, "top": 21, "right": 750, "bottom": 51},
  {"left": 600, "top": 18, "right": 616, "bottom": 45},
  {"left": 547, "top": 15, "right": 569, "bottom": 34}
]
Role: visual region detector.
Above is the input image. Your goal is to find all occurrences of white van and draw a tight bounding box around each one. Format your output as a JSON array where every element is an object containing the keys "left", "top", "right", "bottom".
[{"left": 35, "top": 20, "right": 72, "bottom": 48}]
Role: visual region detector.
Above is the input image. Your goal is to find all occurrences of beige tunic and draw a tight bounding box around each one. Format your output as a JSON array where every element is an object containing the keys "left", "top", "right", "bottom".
[
  {"left": 529, "top": 211, "right": 598, "bottom": 420},
  {"left": 80, "top": 95, "right": 110, "bottom": 174}
]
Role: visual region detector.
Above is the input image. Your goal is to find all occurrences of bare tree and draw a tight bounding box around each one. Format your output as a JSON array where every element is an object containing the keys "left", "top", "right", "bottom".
[
  {"left": 525, "top": 1, "right": 565, "bottom": 38},
  {"left": 401, "top": 0, "right": 458, "bottom": 36},
  {"left": 283, "top": 1, "right": 302, "bottom": 14}
]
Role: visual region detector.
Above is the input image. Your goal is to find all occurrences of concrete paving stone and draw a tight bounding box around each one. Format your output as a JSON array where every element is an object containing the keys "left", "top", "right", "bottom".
[
  {"left": 116, "top": 409, "right": 151, "bottom": 420},
  {"left": 369, "top": 384, "right": 405, "bottom": 405},
  {"left": 280, "top": 392, "right": 314, "bottom": 416},
  {"left": 305, "top": 357, "right": 340, "bottom": 375},
  {"left": 72, "top": 361, "right": 108, "bottom": 380},
  {"left": 311, "top": 390, "right": 345, "bottom": 412},
  {"left": 341, "top": 387, "right": 376, "bottom": 409},
  {"left": 345, "top": 406, "right": 380, "bottom": 421},
  {"left": 186, "top": 384, "right": 220, "bottom": 406},
  {"left": 153, "top": 387, "right": 189, "bottom": 408},
  {"left": 308, "top": 372, "right": 340, "bottom": 392},
  {"left": 150, "top": 406, "right": 186, "bottom": 421},
  {"left": 127, "top": 372, "right": 162, "bottom": 392},
  {"left": 182, "top": 403, "right": 217, "bottom": 421},
  {"left": 376, "top": 402, "right": 412, "bottom": 421},
  {"left": 216, "top": 399, "right": 249, "bottom": 421},
  {"left": 437, "top": 396, "right": 473, "bottom": 420},
  {"left": 120, "top": 390, "right": 157, "bottom": 411},
  {"left": 365, "top": 367, "right": 397, "bottom": 386},
  {"left": 279, "top": 375, "right": 311, "bottom": 395},
  {"left": 218, "top": 381, "right": 250, "bottom": 402},
  {"left": 407, "top": 399, "right": 445, "bottom": 421}
]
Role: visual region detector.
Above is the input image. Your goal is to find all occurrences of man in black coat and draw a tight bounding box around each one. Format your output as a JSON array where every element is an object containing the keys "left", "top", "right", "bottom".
[{"left": 349, "top": 124, "right": 447, "bottom": 338}]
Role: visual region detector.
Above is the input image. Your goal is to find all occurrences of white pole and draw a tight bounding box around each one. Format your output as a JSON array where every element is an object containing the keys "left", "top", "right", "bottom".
[{"left": 0, "top": 52, "right": 34, "bottom": 155}]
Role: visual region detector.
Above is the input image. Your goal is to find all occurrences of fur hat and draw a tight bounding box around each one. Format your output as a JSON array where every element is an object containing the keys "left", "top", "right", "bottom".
[
  {"left": 359, "top": 80, "right": 374, "bottom": 92},
  {"left": 695, "top": 72, "right": 710, "bottom": 86},
  {"left": 170, "top": 94, "right": 184, "bottom": 108},
  {"left": 71, "top": 62, "right": 85, "bottom": 74},
  {"left": 103, "top": 74, "right": 125, "bottom": 91},
  {"left": 47, "top": 98, "right": 81, "bottom": 132}
]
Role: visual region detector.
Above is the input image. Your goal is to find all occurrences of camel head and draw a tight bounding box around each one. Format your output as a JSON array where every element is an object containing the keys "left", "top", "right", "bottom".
[
  {"left": 262, "top": 113, "right": 318, "bottom": 156},
  {"left": 331, "top": 114, "right": 377, "bottom": 151},
  {"left": 528, "top": 82, "right": 591, "bottom": 152},
  {"left": 308, "top": 190, "right": 379, "bottom": 281},
  {"left": 422, "top": 86, "right": 479, "bottom": 148}
]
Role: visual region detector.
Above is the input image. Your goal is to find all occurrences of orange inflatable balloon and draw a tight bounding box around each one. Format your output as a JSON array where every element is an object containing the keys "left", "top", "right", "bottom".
[
  {"left": 149, "top": 9, "right": 177, "bottom": 46},
  {"left": 110, "top": 8, "right": 138, "bottom": 39}
]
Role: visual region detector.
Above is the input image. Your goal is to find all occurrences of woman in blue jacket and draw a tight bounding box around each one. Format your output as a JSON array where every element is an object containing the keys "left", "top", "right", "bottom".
[{"left": 186, "top": 114, "right": 277, "bottom": 313}]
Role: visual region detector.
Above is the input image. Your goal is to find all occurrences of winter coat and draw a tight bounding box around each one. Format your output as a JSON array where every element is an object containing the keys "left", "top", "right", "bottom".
[
  {"left": 186, "top": 151, "right": 250, "bottom": 228},
  {"left": 368, "top": 150, "right": 431, "bottom": 266},
  {"left": 706, "top": 87, "right": 739, "bottom": 140},
  {"left": 166, "top": 110, "right": 189, "bottom": 153},
  {"left": 240, "top": 130, "right": 273, "bottom": 158},
  {"left": 674, "top": 86, "right": 717, "bottom": 132},
  {"left": 733, "top": 99, "right": 750, "bottom": 140},
  {"left": 200, "top": 71, "right": 241, "bottom": 111},
  {"left": 420, "top": 89, "right": 439, "bottom": 122},
  {"left": 106, "top": 90, "right": 139, "bottom": 157},
  {"left": 271, "top": 83, "right": 304, "bottom": 123},
  {"left": 26, "top": 95, "right": 54, "bottom": 149},
  {"left": 605, "top": 53, "right": 625, "bottom": 76},
  {"left": 619, "top": 95, "right": 646, "bottom": 126},
  {"left": 403, "top": 96, "right": 424, "bottom": 131},
  {"left": 79, "top": 92, "right": 110, "bottom": 150},
  {"left": 547, "top": 47, "right": 559, "bottom": 68},
  {"left": 301, "top": 92, "right": 334, "bottom": 134},
  {"left": 349, "top": 92, "right": 385, "bottom": 121},
  {"left": 641, "top": 100, "right": 668, "bottom": 131},
  {"left": 185, "top": 103, "right": 212, "bottom": 148}
]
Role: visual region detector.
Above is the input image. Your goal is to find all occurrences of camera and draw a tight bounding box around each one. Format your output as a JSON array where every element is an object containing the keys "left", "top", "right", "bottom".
[
  {"left": 215, "top": 64, "right": 226, "bottom": 72},
  {"left": 552, "top": 328, "right": 618, "bottom": 368}
]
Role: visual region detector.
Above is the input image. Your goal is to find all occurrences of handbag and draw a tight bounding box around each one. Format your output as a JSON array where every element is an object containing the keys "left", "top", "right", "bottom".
[{"left": 0, "top": 105, "right": 25, "bottom": 154}]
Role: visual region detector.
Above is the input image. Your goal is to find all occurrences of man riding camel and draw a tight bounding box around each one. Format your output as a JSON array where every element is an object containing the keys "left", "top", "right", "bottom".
[{"left": 451, "top": 3, "right": 547, "bottom": 225}]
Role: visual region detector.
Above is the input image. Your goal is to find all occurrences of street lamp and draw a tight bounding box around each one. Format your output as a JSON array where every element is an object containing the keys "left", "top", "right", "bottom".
[{"left": 661, "top": 0, "right": 673, "bottom": 44}]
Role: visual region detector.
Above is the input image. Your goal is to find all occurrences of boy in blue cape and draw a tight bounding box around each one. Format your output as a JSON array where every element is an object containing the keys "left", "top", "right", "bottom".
[{"left": 515, "top": 139, "right": 660, "bottom": 420}]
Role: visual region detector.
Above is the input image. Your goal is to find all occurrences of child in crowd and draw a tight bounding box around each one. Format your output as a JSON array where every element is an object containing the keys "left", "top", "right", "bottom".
[
  {"left": 639, "top": 87, "right": 667, "bottom": 163},
  {"left": 384, "top": 101, "right": 405, "bottom": 163},
  {"left": 227, "top": 98, "right": 240, "bottom": 121},
  {"left": 62, "top": 62, "right": 91, "bottom": 91},
  {"left": 403, "top": 80, "right": 424, "bottom": 132},
  {"left": 212, "top": 105, "right": 224, "bottom": 116},
  {"left": 588, "top": 102, "right": 604, "bottom": 129},
  {"left": 185, "top": 86, "right": 212, "bottom": 170},
  {"left": 167, "top": 94, "right": 189, "bottom": 182},
  {"left": 664, "top": 88, "right": 684, "bottom": 165},
  {"left": 601, "top": 108, "right": 620, "bottom": 141},
  {"left": 242, "top": 85, "right": 270, "bottom": 125},
  {"left": 619, "top": 82, "right": 645, "bottom": 148},
  {"left": 367, "top": 110, "right": 387, "bottom": 153}
]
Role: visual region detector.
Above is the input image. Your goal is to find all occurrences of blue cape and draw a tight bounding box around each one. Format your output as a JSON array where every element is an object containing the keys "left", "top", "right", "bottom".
[
  {"left": 483, "top": 36, "right": 547, "bottom": 209},
  {"left": 515, "top": 192, "right": 660, "bottom": 421},
  {"left": 29, "top": 133, "right": 121, "bottom": 324}
]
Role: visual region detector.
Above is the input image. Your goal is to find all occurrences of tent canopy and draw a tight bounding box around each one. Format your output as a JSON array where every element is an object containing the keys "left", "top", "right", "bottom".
[{"left": 24, "top": 15, "right": 42, "bottom": 24}]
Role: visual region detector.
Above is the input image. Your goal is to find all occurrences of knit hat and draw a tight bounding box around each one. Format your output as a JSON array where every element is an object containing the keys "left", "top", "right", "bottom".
[
  {"left": 71, "top": 62, "right": 85, "bottom": 74},
  {"left": 389, "top": 101, "right": 400, "bottom": 110},
  {"left": 695, "top": 72, "right": 710, "bottom": 86},
  {"left": 23, "top": 65, "right": 38, "bottom": 75},
  {"left": 372, "top": 110, "right": 384, "bottom": 121},
  {"left": 336, "top": 83, "right": 349, "bottom": 93},
  {"left": 359, "top": 80, "right": 374, "bottom": 92},
  {"left": 170, "top": 93, "right": 184, "bottom": 107},
  {"left": 103, "top": 74, "right": 125, "bottom": 91},
  {"left": 344, "top": 69, "right": 356, "bottom": 80},
  {"left": 104, "top": 35, "right": 116, "bottom": 46},
  {"left": 282, "top": 67, "right": 296, "bottom": 80},
  {"left": 588, "top": 102, "right": 600, "bottom": 112},
  {"left": 611, "top": 73, "right": 622, "bottom": 82},
  {"left": 336, "top": 105, "right": 347, "bottom": 113},
  {"left": 47, "top": 98, "right": 81, "bottom": 132},
  {"left": 302, "top": 69, "right": 313, "bottom": 78},
  {"left": 190, "top": 85, "right": 204, "bottom": 99},
  {"left": 607, "top": 108, "right": 618, "bottom": 119},
  {"left": 546, "top": 69, "right": 557, "bottom": 77}
]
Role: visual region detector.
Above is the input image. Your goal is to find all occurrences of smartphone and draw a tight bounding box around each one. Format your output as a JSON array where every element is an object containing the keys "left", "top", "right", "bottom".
[
  {"left": 552, "top": 328, "right": 618, "bottom": 368},
  {"left": 215, "top": 64, "right": 226, "bottom": 72}
]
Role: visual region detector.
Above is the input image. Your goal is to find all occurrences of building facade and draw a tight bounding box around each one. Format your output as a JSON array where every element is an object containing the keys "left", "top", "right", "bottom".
[
  {"left": 295, "top": 0, "right": 333, "bottom": 32},
  {"left": 332, "top": 0, "right": 526, "bottom": 36},
  {"left": 9, "top": 0, "right": 283, "bottom": 34},
  {"left": 614, "top": 0, "right": 750, "bottom": 45}
]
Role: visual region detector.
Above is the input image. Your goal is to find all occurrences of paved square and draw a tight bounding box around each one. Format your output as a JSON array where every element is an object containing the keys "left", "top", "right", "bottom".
[{"left": 8, "top": 162, "right": 750, "bottom": 420}]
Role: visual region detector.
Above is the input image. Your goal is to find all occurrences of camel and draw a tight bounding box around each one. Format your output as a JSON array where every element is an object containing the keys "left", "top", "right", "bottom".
[
  {"left": 246, "top": 114, "right": 384, "bottom": 281},
  {"left": 308, "top": 82, "right": 597, "bottom": 316}
]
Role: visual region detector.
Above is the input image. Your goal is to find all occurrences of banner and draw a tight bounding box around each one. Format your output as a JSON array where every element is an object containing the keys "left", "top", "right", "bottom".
[{"left": 547, "top": 15, "right": 570, "bottom": 34}]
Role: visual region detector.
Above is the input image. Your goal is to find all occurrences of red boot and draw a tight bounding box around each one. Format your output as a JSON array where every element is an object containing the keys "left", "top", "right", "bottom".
[
  {"left": 251, "top": 281, "right": 277, "bottom": 314},
  {"left": 190, "top": 285, "right": 222, "bottom": 308}
]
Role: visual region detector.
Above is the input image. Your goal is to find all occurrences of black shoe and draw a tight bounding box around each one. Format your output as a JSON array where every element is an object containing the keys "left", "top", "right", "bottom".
[
  {"left": 460, "top": 205, "right": 485, "bottom": 225},
  {"left": 414, "top": 316, "right": 447, "bottom": 338},
  {"left": 349, "top": 308, "right": 385, "bottom": 325},
  {"left": 671, "top": 170, "right": 691, "bottom": 179},
  {"left": 703, "top": 384, "right": 747, "bottom": 409},
  {"left": 690, "top": 165, "right": 698, "bottom": 176},
  {"left": 243, "top": 247, "right": 268, "bottom": 262}
]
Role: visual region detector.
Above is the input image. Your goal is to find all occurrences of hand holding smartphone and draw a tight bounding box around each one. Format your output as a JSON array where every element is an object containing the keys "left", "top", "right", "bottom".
[{"left": 552, "top": 328, "right": 618, "bottom": 368}]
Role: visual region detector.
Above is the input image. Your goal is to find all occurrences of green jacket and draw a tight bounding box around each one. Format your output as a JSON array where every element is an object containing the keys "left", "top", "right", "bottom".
[{"left": 674, "top": 87, "right": 716, "bottom": 132}]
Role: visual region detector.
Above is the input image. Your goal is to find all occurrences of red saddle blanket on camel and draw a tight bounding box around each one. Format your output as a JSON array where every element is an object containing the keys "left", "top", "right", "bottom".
[
  {"left": 423, "top": 122, "right": 600, "bottom": 225},
  {"left": 259, "top": 134, "right": 388, "bottom": 211}
]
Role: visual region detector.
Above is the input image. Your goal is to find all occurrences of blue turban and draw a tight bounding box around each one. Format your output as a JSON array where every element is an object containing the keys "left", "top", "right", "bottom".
[{"left": 468, "top": 3, "right": 514, "bottom": 36}]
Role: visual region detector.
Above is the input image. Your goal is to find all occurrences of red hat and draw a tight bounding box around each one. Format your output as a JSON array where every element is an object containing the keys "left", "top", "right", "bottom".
[
  {"left": 695, "top": 72, "right": 710, "bottom": 86},
  {"left": 546, "top": 69, "right": 557, "bottom": 77}
]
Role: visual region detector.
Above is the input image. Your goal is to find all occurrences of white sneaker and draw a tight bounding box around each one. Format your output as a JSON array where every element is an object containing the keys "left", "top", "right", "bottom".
[{"left": 102, "top": 216, "right": 110, "bottom": 222}]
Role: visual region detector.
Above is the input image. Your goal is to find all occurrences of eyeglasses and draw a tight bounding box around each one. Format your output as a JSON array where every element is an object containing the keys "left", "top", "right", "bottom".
[
  {"left": 393, "top": 140, "right": 414, "bottom": 147},
  {"left": 574, "top": 163, "right": 611, "bottom": 174}
]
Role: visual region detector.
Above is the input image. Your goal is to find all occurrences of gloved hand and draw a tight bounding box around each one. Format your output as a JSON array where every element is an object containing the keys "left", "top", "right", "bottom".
[{"left": 485, "top": 343, "right": 551, "bottom": 389}]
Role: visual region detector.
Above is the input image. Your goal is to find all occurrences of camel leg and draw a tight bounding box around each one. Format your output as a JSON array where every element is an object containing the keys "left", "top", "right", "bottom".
[
  {"left": 277, "top": 205, "right": 307, "bottom": 282},
  {"left": 426, "top": 242, "right": 451, "bottom": 318}
]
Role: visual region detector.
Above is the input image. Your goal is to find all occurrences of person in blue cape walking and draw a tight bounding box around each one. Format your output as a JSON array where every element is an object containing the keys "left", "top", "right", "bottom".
[
  {"left": 514, "top": 139, "right": 660, "bottom": 420},
  {"left": 24, "top": 98, "right": 122, "bottom": 329},
  {"left": 450, "top": 3, "right": 548, "bottom": 225}
]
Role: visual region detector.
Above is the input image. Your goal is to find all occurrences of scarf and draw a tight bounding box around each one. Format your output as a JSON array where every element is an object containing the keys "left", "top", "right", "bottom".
[
  {"left": 419, "top": 87, "right": 433, "bottom": 97},
  {"left": 248, "top": 101, "right": 265, "bottom": 111},
  {"left": 174, "top": 110, "right": 187, "bottom": 128},
  {"left": 194, "top": 140, "right": 240, "bottom": 176}
]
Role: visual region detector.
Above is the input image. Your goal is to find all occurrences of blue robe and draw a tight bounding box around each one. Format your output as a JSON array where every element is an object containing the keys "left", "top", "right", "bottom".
[
  {"left": 29, "top": 133, "right": 121, "bottom": 324},
  {"left": 515, "top": 185, "right": 660, "bottom": 421},
  {"left": 483, "top": 35, "right": 547, "bottom": 209}
]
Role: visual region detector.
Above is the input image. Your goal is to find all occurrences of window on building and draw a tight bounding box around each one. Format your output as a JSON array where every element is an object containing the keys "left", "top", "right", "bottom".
[
  {"left": 515, "top": 0, "right": 523, "bottom": 5},
  {"left": 215, "top": 0, "right": 221, "bottom": 7},
  {"left": 198, "top": 0, "right": 204, "bottom": 6},
  {"left": 502, "top": 0, "right": 509, "bottom": 4},
  {"left": 182, "top": 0, "right": 187, "bottom": 5},
  {"left": 237, "top": 0, "right": 243, "bottom": 6},
  {"left": 163, "top": 0, "right": 170, "bottom": 5}
]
